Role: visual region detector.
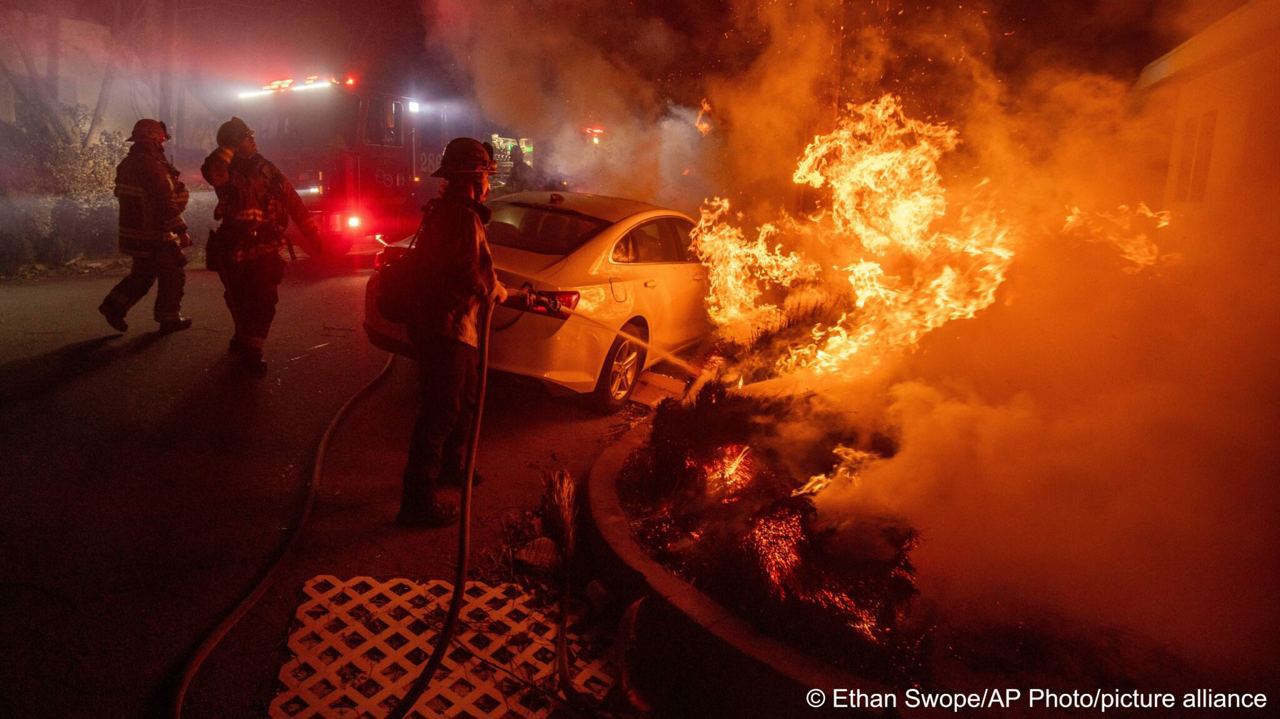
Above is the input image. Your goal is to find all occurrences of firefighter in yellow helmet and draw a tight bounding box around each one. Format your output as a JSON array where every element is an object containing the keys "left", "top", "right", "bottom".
[
  {"left": 98, "top": 119, "right": 192, "bottom": 333},
  {"left": 396, "top": 138, "right": 513, "bottom": 527},
  {"left": 201, "top": 117, "right": 320, "bottom": 375}
]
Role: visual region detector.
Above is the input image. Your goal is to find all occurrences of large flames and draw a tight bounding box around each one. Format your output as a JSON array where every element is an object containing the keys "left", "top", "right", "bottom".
[{"left": 692, "top": 94, "right": 1015, "bottom": 376}]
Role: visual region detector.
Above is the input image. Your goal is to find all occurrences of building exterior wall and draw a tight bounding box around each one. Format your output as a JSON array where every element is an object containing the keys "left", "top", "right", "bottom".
[{"left": 1138, "top": 1, "right": 1280, "bottom": 254}]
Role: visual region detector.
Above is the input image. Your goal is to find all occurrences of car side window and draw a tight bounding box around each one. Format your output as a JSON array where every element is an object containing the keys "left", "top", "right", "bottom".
[
  {"left": 629, "top": 221, "right": 683, "bottom": 263},
  {"left": 612, "top": 235, "right": 636, "bottom": 263},
  {"left": 663, "top": 218, "right": 699, "bottom": 262}
]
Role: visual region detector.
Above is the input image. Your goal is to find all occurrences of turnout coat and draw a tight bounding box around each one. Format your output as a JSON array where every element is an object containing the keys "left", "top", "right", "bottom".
[{"left": 114, "top": 140, "right": 189, "bottom": 257}]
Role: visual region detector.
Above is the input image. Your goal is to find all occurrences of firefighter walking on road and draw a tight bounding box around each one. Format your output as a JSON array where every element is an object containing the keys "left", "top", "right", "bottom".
[
  {"left": 98, "top": 119, "right": 192, "bottom": 334},
  {"left": 202, "top": 117, "right": 320, "bottom": 375}
]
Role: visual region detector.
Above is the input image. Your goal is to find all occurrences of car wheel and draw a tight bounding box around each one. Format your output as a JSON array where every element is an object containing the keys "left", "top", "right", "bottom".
[{"left": 593, "top": 321, "right": 646, "bottom": 412}]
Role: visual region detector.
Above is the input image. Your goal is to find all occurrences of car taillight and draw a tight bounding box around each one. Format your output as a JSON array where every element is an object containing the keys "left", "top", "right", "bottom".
[{"left": 539, "top": 291, "right": 579, "bottom": 312}]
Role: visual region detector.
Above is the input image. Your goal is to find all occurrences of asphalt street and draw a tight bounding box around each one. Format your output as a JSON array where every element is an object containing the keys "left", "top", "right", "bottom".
[{"left": 0, "top": 258, "right": 641, "bottom": 717}]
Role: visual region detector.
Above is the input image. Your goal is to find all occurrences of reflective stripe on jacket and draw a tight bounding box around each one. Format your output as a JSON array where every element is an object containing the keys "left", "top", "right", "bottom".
[
  {"left": 200, "top": 149, "right": 319, "bottom": 262},
  {"left": 115, "top": 141, "right": 188, "bottom": 257}
]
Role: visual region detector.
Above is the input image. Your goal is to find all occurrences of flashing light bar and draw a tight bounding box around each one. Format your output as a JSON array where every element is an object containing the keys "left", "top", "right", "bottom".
[
  {"left": 290, "top": 81, "right": 332, "bottom": 93},
  {"left": 347, "top": 215, "right": 361, "bottom": 229},
  {"left": 238, "top": 74, "right": 355, "bottom": 100}
]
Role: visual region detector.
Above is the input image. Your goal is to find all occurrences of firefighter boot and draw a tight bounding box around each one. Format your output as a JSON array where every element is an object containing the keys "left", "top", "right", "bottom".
[
  {"left": 158, "top": 317, "right": 193, "bottom": 334},
  {"left": 239, "top": 351, "right": 268, "bottom": 377},
  {"left": 98, "top": 303, "right": 128, "bottom": 333}
]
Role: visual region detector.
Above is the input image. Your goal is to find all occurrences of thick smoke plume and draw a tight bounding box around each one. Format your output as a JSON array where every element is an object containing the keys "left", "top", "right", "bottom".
[{"left": 421, "top": 0, "right": 1277, "bottom": 682}]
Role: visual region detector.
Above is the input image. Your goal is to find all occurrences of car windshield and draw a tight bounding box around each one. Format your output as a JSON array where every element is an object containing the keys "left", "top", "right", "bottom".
[{"left": 486, "top": 202, "right": 610, "bottom": 255}]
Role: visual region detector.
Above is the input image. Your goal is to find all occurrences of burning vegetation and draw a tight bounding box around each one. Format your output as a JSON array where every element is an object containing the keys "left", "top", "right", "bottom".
[
  {"left": 619, "top": 381, "right": 922, "bottom": 683},
  {"left": 435, "top": 0, "right": 1277, "bottom": 689},
  {"left": 691, "top": 94, "right": 1013, "bottom": 382}
]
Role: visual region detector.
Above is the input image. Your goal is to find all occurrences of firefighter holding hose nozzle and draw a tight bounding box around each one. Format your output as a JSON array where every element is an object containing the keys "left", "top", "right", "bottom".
[
  {"left": 201, "top": 117, "right": 321, "bottom": 376},
  {"left": 395, "top": 137, "right": 543, "bottom": 527}
]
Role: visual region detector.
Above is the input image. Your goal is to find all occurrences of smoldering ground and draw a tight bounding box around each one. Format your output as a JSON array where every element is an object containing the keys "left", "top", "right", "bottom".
[{"left": 418, "top": 0, "right": 1277, "bottom": 683}]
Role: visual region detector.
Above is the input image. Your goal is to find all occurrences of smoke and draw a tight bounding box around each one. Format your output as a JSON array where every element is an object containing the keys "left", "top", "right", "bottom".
[
  {"left": 419, "top": 0, "right": 714, "bottom": 209},
  {"left": 803, "top": 7, "right": 1280, "bottom": 681},
  {"left": 420, "top": 0, "right": 1277, "bottom": 682}
]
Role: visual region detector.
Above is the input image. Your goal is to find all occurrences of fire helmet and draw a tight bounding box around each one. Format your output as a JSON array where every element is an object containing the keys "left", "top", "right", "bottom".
[
  {"left": 129, "top": 118, "right": 170, "bottom": 143},
  {"left": 432, "top": 137, "right": 498, "bottom": 178},
  {"left": 216, "top": 116, "right": 254, "bottom": 149}
]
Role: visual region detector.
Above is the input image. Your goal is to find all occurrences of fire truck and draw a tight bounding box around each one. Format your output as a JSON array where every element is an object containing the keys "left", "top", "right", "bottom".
[{"left": 233, "top": 74, "right": 534, "bottom": 256}]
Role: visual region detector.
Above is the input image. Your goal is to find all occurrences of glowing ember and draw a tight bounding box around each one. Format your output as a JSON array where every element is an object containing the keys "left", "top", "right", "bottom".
[
  {"left": 692, "top": 94, "right": 1015, "bottom": 376},
  {"left": 740, "top": 504, "right": 805, "bottom": 599},
  {"left": 701, "top": 444, "right": 754, "bottom": 503},
  {"left": 1063, "top": 202, "right": 1174, "bottom": 273},
  {"left": 808, "top": 588, "right": 879, "bottom": 643}
]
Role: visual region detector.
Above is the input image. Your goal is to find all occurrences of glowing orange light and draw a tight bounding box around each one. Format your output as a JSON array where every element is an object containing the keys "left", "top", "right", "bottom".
[
  {"left": 702, "top": 444, "right": 754, "bottom": 503},
  {"left": 691, "top": 94, "right": 1015, "bottom": 376}
]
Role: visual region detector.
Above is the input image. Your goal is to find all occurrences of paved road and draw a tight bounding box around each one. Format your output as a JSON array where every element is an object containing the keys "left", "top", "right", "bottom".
[{"left": 0, "top": 259, "right": 640, "bottom": 717}]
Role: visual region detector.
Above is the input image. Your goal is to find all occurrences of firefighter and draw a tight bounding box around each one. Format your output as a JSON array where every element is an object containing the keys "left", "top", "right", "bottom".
[
  {"left": 98, "top": 119, "right": 192, "bottom": 334},
  {"left": 201, "top": 117, "right": 320, "bottom": 375},
  {"left": 507, "top": 144, "right": 534, "bottom": 192},
  {"left": 397, "top": 137, "right": 514, "bottom": 527}
]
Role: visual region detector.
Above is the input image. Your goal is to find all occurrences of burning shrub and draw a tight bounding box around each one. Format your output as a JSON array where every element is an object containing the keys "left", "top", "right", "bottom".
[{"left": 618, "top": 381, "right": 923, "bottom": 682}]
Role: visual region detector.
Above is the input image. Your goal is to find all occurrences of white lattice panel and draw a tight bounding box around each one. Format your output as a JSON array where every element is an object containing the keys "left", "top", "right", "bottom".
[{"left": 269, "top": 576, "right": 614, "bottom": 718}]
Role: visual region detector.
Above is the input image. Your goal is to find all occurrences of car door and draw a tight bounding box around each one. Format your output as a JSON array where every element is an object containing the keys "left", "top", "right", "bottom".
[
  {"left": 659, "top": 217, "right": 711, "bottom": 347},
  {"left": 609, "top": 219, "right": 680, "bottom": 350}
]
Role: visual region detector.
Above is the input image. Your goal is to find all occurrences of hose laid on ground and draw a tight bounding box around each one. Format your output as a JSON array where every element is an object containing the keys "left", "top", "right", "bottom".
[
  {"left": 386, "top": 298, "right": 496, "bottom": 719},
  {"left": 171, "top": 352, "right": 398, "bottom": 719}
]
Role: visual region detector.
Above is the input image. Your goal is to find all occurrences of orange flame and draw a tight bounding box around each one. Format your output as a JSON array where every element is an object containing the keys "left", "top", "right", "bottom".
[
  {"left": 1063, "top": 203, "right": 1175, "bottom": 273},
  {"left": 794, "top": 445, "right": 877, "bottom": 497},
  {"left": 691, "top": 199, "right": 820, "bottom": 344},
  {"left": 695, "top": 98, "right": 714, "bottom": 136},
  {"left": 693, "top": 94, "right": 1015, "bottom": 377}
]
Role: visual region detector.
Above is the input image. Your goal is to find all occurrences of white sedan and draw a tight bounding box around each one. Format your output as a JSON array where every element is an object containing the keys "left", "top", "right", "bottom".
[{"left": 364, "top": 191, "right": 710, "bottom": 409}]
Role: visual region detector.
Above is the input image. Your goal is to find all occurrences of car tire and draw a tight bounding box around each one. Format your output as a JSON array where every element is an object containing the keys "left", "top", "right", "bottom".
[{"left": 592, "top": 321, "right": 646, "bottom": 412}]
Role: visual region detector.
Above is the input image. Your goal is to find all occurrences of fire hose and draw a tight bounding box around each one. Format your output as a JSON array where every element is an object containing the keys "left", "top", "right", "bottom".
[
  {"left": 171, "top": 292, "right": 579, "bottom": 719},
  {"left": 389, "top": 289, "right": 601, "bottom": 719},
  {"left": 171, "top": 351, "right": 398, "bottom": 719},
  {"left": 385, "top": 294, "right": 496, "bottom": 719}
]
